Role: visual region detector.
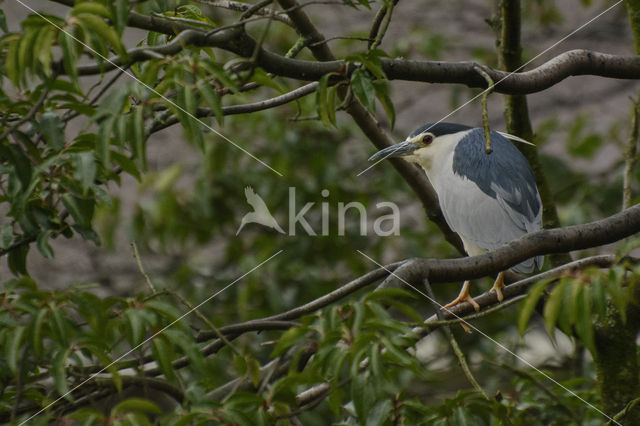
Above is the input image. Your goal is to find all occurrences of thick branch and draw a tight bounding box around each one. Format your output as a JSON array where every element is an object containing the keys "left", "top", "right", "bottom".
[
  {"left": 385, "top": 203, "right": 640, "bottom": 287},
  {"left": 49, "top": 0, "right": 640, "bottom": 93}
]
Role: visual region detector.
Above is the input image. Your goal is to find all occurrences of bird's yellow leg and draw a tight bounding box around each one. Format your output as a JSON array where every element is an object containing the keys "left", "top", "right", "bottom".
[
  {"left": 441, "top": 280, "right": 480, "bottom": 312},
  {"left": 489, "top": 271, "right": 505, "bottom": 302}
]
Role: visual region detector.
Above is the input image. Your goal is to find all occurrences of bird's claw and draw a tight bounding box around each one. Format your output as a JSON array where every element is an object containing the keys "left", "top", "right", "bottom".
[
  {"left": 441, "top": 281, "right": 480, "bottom": 312},
  {"left": 441, "top": 295, "right": 481, "bottom": 312},
  {"left": 489, "top": 271, "right": 505, "bottom": 302}
]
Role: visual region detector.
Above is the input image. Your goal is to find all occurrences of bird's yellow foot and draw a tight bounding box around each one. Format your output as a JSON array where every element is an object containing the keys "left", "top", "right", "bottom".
[
  {"left": 441, "top": 281, "right": 480, "bottom": 312},
  {"left": 489, "top": 271, "right": 505, "bottom": 302}
]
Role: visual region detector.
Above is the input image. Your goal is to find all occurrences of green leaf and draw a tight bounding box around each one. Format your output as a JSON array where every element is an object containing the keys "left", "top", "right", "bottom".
[
  {"left": 151, "top": 336, "right": 177, "bottom": 382},
  {"left": 373, "top": 80, "right": 395, "bottom": 129},
  {"left": 316, "top": 73, "right": 332, "bottom": 128},
  {"left": 351, "top": 69, "right": 376, "bottom": 114},
  {"left": 32, "top": 308, "right": 48, "bottom": 358},
  {"left": 34, "top": 26, "right": 56, "bottom": 77},
  {"left": 50, "top": 78, "right": 84, "bottom": 96},
  {"left": 234, "top": 354, "right": 247, "bottom": 376},
  {"left": 145, "top": 299, "right": 183, "bottom": 323},
  {"left": 71, "top": 2, "right": 112, "bottom": 19},
  {"left": 198, "top": 82, "right": 224, "bottom": 126},
  {"left": 130, "top": 106, "right": 146, "bottom": 169},
  {"left": 250, "top": 67, "right": 283, "bottom": 91},
  {"left": 39, "top": 112, "right": 65, "bottom": 152},
  {"left": 84, "top": 344, "right": 122, "bottom": 393},
  {"left": 52, "top": 347, "right": 72, "bottom": 399},
  {"left": 327, "top": 85, "right": 338, "bottom": 126},
  {"left": 567, "top": 280, "right": 583, "bottom": 326},
  {"left": 17, "top": 25, "right": 39, "bottom": 83},
  {"left": 0, "top": 224, "right": 13, "bottom": 249},
  {"left": 111, "top": 398, "right": 162, "bottom": 416},
  {"left": 50, "top": 302, "right": 70, "bottom": 346},
  {"left": 6, "top": 325, "right": 26, "bottom": 374},
  {"left": 111, "top": 151, "right": 141, "bottom": 180},
  {"left": 366, "top": 398, "right": 392, "bottom": 426},
  {"left": 36, "top": 229, "right": 54, "bottom": 259},
  {"left": 76, "top": 14, "right": 125, "bottom": 56},
  {"left": 68, "top": 407, "right": 106, "bottom": 424},
  {"left": 576, "top": 284, "right": 595, "bottom": 353},
  {"left": 202, "top": 62, "right": 239, "bottom": 93},
  {"left": 73, "top": 152, "right": 97, "bottom": 195},
  {"left": 543, "top": 279, "right": 568, "bottom": 339},
  {"left": 517, "top": 279, "right": 550, "bottom": 335},
  {"left": 61, "top": 193, "right": 95, "bottom": 228},
  {"left": 163, "top": 329, "right": 208, "bottom": 373},
  {"left": 8, "top": 243, "right": 29, "bottom": 276},
  {"left": 124, "top": 308, "right": 145, "bottom": 346},
  {"left": 5, "top": 36, "right": 20, "bottom": 86},
  {"left": 606, "top": 269, "right": 628, "bottom": 324},
  {"left": 59, "top": 27, "right": 79, "bottom": 84},
  {"left": 271, "top": 326, "right": 308, "bottom": 357},
  {"left": 0, "top": 9, "right": 7, "bottom": 33},
  {"left": 113, "top": 0, "right": 129, "bottom": 34},
  {"left": 247, "top": 356, "right": 261, "bottom": 388},
  {"left": 5, "top": 143, "right": 32, "bottom": 190}
]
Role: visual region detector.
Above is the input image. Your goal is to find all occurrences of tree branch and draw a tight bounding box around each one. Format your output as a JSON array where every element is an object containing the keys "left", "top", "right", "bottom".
[
  {"left": 48, "top": 0, "right": 640, "bottom": 94},
  {"left": 149, "top": 82, "right": 319, "bottom": 133},
  {"left": 383, "top": 203, "right": 640, "bottom": 288}
]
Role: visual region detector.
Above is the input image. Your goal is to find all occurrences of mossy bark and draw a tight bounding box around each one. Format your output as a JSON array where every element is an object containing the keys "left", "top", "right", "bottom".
[
  {"left": 497, "top": 0, "right": 570, "bottom": 266},
  {"left": 627, "top": 0, "right": 640, "bottom": 54},
  {"left": 593, "top": 304, "right": 640, "bottom": 424},
  {"left": 591, "top": 3, "right": 640, "bottom": 424}
]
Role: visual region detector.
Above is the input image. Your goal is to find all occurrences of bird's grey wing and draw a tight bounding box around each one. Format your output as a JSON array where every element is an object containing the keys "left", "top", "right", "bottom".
[
  {"left": 438, "top": 131, "right": 543, "bottom": 272},
  {"left": 436, "top": 172, "right": 528, "bottom": 248}
]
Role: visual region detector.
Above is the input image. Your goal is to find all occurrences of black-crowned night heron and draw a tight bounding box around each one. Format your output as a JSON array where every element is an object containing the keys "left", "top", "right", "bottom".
[{"left": 369, "top": 122, "right": 543, "bottom": 310}]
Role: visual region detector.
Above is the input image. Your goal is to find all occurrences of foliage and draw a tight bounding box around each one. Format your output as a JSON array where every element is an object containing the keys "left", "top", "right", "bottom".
[{"left": 0, "top": 0, "right": 639, "bottom": 424}]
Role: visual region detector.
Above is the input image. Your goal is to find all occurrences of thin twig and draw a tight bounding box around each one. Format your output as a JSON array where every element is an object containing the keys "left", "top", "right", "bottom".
[
  {"left": 308, "top": 35, "right": 374, "bottom": 47},
  {"left": 131, "top": 241, "right": 156, "bottom": 293},
  {"left": 0, "top": 85, "right": 52, "bottom": 141},
  {"left": 367, "top": 3, "right": 387, "bottom": 49},
  {"left": 609, "top": 396, "right": 640, "bottom": 425},
  {"left": 196, "top": 0, "right": 294, "bottom": 26},
  {"left": 169, "top": 290, "right": 241, "bottom": 356},
  {"left": 474, "top": 65, "right": 495, "bottom": 154},
  {"left": 423, "top": 279, "right": 489, "bottom": 399},
  {"left": 240, "top": 0, "right": 273, "bottom": 20},
  {"left": 149, "top": 82, "right": 319, "bottom": 133},
  {"left": 151, "top": 12, "right": 217, "bottom": 29},
  {"left": 368, "top": 1, "right": 395, "bottom": 51}
]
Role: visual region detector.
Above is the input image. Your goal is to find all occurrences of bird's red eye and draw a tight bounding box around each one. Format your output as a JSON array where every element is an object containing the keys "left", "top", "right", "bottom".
[{"left": 422, "top": 134, "right": 433, "bottom": 145}]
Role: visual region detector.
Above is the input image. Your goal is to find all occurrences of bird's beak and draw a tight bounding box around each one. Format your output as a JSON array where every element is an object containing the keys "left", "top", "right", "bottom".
[{"left": 368, "top": 141, "right": 420, "bottom": 162}]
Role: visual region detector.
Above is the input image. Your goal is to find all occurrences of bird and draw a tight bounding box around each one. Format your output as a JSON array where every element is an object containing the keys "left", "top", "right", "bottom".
[
  {"left": 369, "top": 122, "right": 543, "bottom": 310},
  {"left": 236, "top": 186, "right": 285, "bottom": 235}
]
